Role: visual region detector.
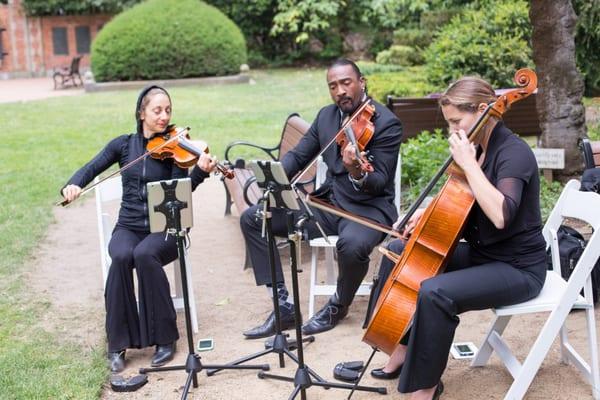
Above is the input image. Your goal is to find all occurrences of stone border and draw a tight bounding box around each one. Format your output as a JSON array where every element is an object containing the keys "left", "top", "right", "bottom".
[{"left": 84, "top": 73, "right": 250, "bottom": 92}]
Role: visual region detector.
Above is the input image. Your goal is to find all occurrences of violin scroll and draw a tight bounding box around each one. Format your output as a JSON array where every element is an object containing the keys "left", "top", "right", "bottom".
[{"left": 490, "top": 68, "right": 537, "bottom": 117}]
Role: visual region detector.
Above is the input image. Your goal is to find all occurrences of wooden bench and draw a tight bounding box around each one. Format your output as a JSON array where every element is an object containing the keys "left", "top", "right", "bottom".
[
  {"left": 222, "top": 113, "right": 313, "bottom": 216},
  {"left": 53, "top": 55, "right": 83, "bottom": 89},
  {"left": 580, "top": 138, "right": 600, "bottom": 169},
  {"left": 386, "top": 90, "right": 541, "bottom": 143}
]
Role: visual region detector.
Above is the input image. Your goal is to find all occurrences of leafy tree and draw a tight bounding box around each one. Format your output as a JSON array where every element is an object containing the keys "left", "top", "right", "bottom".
[{"left": 573, "top": 0, "right": 600, "bottom": 96}]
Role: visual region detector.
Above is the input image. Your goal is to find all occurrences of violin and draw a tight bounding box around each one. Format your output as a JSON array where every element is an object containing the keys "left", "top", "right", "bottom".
[
  {"left": 147, "top": 125, "right": 234, "bottom": 179},
  {"left": 58, "top": 125, "right": 233, "bottom": 206},
  {"left": 336, "top": 100, "right": 376, "bottom": 173}
]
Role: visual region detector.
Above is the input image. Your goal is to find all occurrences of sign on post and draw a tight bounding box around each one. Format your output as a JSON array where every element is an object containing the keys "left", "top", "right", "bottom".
[{"left": 532, "top": 148, "right": 565, "bottom": 181}]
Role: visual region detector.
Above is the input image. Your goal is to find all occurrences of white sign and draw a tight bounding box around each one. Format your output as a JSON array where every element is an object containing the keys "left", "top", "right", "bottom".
[{"left": 532, "top": 148, "right": 565, "bottom": 169}]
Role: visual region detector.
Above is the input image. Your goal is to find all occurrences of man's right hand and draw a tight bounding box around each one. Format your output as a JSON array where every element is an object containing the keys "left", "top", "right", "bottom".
[{"left": 61, "top": 184, "right": 82, "bottom": 204}]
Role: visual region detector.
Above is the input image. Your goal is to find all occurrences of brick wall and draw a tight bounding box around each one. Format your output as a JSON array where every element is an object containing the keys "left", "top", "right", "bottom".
[{"left": 0, "top": 0, "right": 113, "bottom": 78}]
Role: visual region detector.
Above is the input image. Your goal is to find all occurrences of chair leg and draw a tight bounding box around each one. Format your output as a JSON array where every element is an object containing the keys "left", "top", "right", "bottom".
[
  {"left": 584, "top": 306, "right": 600, "bottom": 399},
  {"left": 309, "top": 247, "right": 319, "bottom": 318},
  {"left": 471, "top": 314, "right": 511, "bottom": 367},
  {"left": 505, "top": 307, "right": 575, "bottom": 400},
  {"left": 325, "top": 247, "right": 336, "bottom": 285}
]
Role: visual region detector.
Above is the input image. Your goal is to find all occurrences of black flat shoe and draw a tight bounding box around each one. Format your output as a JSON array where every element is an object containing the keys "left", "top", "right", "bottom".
[
  {"left": 243, "top": 307, "right": 297, "bottom": 340},
  {"left": 333, "top": 360, "right": 365, "bottom": 382},
  {"left": 107, "top": 350, "right": 126, "bottom": 373},
  {"left": 370, "top": 364, "right": 402, "bottom": 380},
  {"left": 151, "top": 342, "right": 176, "bottom": 367},
  {"left": 432, "top": 380, "right": 444, "bottom": 400},
  {"left": 301, "top": 298, "right": 348, "bottom": 336}
]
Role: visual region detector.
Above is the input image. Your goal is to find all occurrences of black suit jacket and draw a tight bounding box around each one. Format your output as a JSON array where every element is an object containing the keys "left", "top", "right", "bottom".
[{"left": 282, "top": 100, "right": 402, "bottom": 225}]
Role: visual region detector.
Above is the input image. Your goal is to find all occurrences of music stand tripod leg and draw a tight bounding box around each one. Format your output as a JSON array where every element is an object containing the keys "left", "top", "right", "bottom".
[
  {"left": 257, "top": 211, "right": 388, "bottom": 399},
  {"left": 140, "top": 180, "right": 268, "bottom": 400},
  {"left": 207, "top": 188, "right": 316, "bottom": 377}
]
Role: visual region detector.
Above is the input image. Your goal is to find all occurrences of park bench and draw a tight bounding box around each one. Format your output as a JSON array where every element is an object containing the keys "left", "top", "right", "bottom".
[
  {"left": 53, "top": 55, "right": 83, "bottom": 89},
  {"left": 581, "top": 138, "right": 600, "bottom": 169},
  {"left": 222, "top": 113, "right": 313, "bottom": 217},
  {"left": 386, "top": 90, "right": 541, "bottom": 143}
]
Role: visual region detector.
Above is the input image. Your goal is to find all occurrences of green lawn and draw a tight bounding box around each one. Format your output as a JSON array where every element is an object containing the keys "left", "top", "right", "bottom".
[{"left": 0, "top": 68, "right": 331, "bottom": 399}]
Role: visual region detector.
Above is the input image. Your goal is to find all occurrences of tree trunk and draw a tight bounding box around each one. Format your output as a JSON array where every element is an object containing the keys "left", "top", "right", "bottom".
[{"left": 530, "top": 0, "right": 587, "bottom": 178}]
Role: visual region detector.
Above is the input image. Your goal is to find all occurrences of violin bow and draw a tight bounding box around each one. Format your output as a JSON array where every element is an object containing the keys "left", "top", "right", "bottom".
[{"left": 56, "top": 127, "right": 189, "bottom": 207}]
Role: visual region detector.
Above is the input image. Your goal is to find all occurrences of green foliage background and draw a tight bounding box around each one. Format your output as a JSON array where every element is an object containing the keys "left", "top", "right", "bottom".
[
  {"left": 21, "top": 0, "right": 139, "bottom": 16},
  {"left": 91, "top": 0, "right": 247, "bottom": 81},
  {"left": 425, "top": 0, "right": 533, "bottom": 89}
]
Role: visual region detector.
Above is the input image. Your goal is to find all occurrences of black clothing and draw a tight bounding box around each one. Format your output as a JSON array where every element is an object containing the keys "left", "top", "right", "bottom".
[
  {"left": 463, "top": 122, "right": 546, "bottom": 267},
  {"left": 371, "top": 122, "right": 546, "bottom": 393},
  {"left": 282, "top": 101, "right": 402, "bottom": 225},
  {"left": 106, "top": 228, "right": 179, "bottom": 352},
  {"left": 241, "top": 99, "right": 402, "bottom": 307}
]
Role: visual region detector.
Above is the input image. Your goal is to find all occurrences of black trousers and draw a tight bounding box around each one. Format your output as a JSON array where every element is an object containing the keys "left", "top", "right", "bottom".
[
  {"left": 240, "top": 203, "right": 385, "bottom": 306},
  {"left": 105, "top": 227, "right": 179, "bottom": 352},
  {"left": 373, "top": 239, "right": 546, "bottom": 392}
]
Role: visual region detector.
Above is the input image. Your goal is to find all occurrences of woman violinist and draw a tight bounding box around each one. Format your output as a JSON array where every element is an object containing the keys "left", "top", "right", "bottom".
[
  {"left": 61, "top": 85, "right": 217, "bottom": 372},
  {"left": 368, "top": 76, "right": 547, "bottom": 400}
]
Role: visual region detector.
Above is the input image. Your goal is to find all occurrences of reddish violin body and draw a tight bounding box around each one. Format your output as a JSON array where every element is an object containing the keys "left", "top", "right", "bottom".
[
  {"left": 336, "top": 100, "right": 376, "bottom": 173},
  {"left": 362, "top": 69, "right": 538, "bottom": 355},
  {"left": 147, "top": 125, "right": 234, "bottom": 179}
]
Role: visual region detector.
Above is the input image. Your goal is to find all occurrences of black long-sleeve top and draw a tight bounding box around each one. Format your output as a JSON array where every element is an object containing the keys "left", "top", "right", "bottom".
[{"left": 65, "top": 132, "right": 209, "bottom": 232}]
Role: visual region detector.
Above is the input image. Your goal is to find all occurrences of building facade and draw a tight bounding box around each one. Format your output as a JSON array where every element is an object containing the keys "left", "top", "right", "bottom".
[{"left": 0, "top": 0, "right": 112, "bottom": 79}]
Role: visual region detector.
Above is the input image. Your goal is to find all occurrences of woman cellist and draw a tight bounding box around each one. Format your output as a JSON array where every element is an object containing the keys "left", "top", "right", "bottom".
[
  {"left": 61, "top": 85, "right": 217, "bottom": 373},
  {"left": 368, "top": 76, "right": 547, "bottom": 400}
]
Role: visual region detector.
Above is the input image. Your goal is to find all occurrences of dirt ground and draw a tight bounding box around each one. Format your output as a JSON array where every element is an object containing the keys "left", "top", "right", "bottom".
[{"left": 27, "top": 176, "right": 597, "bottom": 399}]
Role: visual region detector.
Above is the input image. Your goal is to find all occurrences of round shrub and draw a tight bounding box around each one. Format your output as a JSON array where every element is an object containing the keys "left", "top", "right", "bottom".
[
  {"left": 91, "top": 0, "right": 247, "bottom": 81},
  {"left": 424, "top": 0, "right": 532, "bottom": 89}
]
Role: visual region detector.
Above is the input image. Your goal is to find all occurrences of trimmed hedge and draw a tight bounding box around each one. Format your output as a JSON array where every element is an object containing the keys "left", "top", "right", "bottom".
[
  {"left": 367, "top": 67, "right": 435, "bottom": 103},
  {"left": 91, "top": 0, "right": 247, "bottom": 82},
  {"left": 424, "top": 0, "right": 532, "bottom": 89}
]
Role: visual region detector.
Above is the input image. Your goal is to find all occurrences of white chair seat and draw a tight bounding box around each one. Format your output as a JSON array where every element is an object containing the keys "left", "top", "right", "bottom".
[{"left": 495, "top": 272, "right": 589, "bottom": 316}]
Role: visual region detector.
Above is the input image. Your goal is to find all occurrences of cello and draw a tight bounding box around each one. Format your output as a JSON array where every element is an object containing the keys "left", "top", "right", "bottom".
[{"left": 362, "top": 68, "right": 538, "bottom": 355}]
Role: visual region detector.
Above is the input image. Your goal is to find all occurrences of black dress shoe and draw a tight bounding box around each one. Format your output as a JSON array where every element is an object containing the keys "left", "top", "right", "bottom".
[
  {"left": 151, "top": 342, "right": 176, "bottom": 367},
  {"left": 301, "top": 298, "right": 348, "bottom": 335},
  {"left": 243, "top": 307, "right": 297, "bottom": 339},
  {"left": 107, "top": 350, "right": 126, "bottom": 373},
  {"left": 370, "top": 364, "right": 402, "bottom": 380},
  {"left": 433, "top": 380, "right": 444, "bottom": 400}
]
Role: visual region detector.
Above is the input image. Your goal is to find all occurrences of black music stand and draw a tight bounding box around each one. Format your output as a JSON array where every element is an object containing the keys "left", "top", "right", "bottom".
[
  {"left": 140, "top": 178, "right": 269, "bottom": 400},
  {"left": 209, "top": 162, "right": 386, "bottom": 399},
  {"left": 207, "top": 160, "right": 317, "bottom": 377}
]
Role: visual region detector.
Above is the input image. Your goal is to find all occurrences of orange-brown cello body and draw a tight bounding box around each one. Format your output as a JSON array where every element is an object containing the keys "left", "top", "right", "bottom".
[{"left": 363, "top": 68, "right": 538, "bottom": 355}]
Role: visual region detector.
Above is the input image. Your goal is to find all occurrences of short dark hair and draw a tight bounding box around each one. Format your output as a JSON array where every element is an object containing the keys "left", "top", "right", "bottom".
[{"left": 328, "top": 58, "right": 362, "bottom": 79}]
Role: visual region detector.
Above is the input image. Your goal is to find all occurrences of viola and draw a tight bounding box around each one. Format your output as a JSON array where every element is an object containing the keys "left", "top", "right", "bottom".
[
  {"left": 336, "top": 100, "right": 376, "bottom": 173},
  {"left": 147, "top": 125, "right": 234, "bottom": 179},
  {"left": 362, "top": 68, "right": 538, "bottom": 355}
]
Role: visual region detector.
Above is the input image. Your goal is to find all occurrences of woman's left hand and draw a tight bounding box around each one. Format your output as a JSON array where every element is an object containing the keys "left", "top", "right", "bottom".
[
  {"left": 197, "top": 152, "right": 217, "bottom": 173},
  {"left": 448, "top": 130, "right": 477, "bottom": 170}
]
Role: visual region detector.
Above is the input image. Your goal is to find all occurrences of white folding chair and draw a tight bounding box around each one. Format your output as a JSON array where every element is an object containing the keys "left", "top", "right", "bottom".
[
  {"left": 307, "top": 154, "right": 402, "bottom": 317},
  {"left": 94, "top": 176, "right": 199, "bottom": 333},
  {"left": 471, "top": 179, "right": 600, "bottom": 399}
]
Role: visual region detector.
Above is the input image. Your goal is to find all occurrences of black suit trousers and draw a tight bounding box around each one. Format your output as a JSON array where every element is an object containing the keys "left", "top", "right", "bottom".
[
  {"left": 105, "top": 227, "right": 179, "bottom": 352},
  {"left": 374, "top": 239, "right": 545, "bottom": 392},
  {"left": 240, "top": 202, "right": 386, "bottom": 306}
]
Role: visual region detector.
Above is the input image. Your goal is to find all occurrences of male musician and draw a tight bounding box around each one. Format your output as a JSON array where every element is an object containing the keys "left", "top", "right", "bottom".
[{"left": 241, "top": 58, "right": 402, "bottom": 338}]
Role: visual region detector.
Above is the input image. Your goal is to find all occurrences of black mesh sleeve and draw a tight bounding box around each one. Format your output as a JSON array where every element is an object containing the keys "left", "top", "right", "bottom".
[{"left": 497, "top": 177, "right": 525, "bottom": 227}]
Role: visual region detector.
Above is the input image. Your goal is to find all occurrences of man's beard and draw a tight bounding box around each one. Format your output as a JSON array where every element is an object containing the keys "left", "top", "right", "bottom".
[{"left": 338, "top": 96, "right": 357, "bottom": 113}]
